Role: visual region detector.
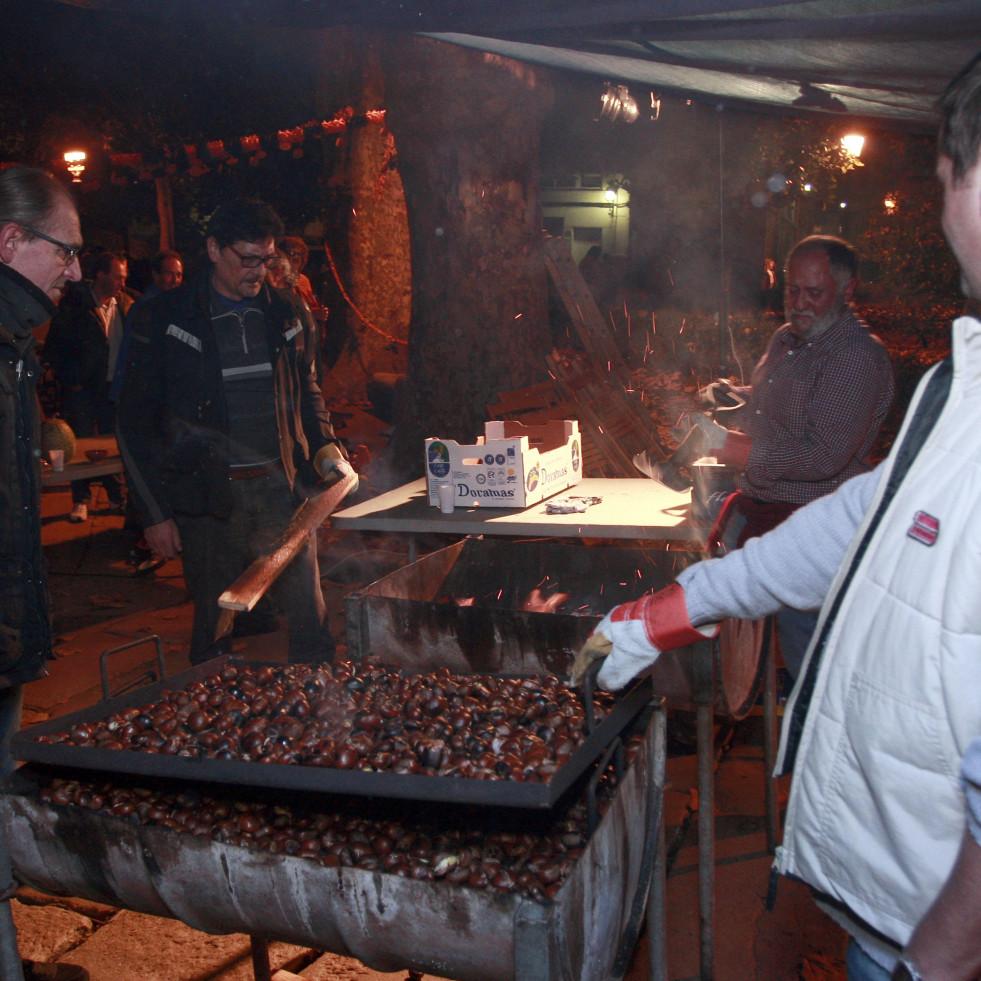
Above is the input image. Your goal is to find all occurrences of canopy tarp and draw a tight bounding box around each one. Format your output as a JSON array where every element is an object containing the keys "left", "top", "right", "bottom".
[
  {"left": 54, "top": 0, "right": 981, "bottom": 124},
  {"left": 420, "top": 0, "right": 981, "bottom": 125}
]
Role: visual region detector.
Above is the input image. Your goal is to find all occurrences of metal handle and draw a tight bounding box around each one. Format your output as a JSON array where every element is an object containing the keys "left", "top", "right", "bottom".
[{"left": 99, "top": 635, "right": 167, "bottom": 701}]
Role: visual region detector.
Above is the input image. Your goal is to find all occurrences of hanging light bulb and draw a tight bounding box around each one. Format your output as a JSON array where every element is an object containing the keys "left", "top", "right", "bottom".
[
  {"left": 64, "top": 150, "right": 86, "bottom": 183},
  {"left": 599, "top": 83, "right": 639, "bottom": 124}
]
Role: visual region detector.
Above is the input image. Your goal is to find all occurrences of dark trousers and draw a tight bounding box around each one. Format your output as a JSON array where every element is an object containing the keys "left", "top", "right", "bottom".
[
  {"left": 61, "top": 384, "right": 124, "bottom": 506},
  {"left": 707, "top": 491, "right": 815, "bottom": 680},
  {"left": 175, "top": 468, "right": 333, "bottom": 664}
]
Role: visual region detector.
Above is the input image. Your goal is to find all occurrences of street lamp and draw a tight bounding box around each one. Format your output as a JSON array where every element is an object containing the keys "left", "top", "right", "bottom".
[
  {"left": 64, "top": 150, "right": 86, "bottom": 183},
  {"left": 840, "top": 134, "right": 865, "bottom": 159}
]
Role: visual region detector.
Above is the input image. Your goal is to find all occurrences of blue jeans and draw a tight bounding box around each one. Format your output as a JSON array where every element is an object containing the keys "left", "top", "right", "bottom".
[{"left": 847, "top": 939, "right": 894, "bottom": 981}]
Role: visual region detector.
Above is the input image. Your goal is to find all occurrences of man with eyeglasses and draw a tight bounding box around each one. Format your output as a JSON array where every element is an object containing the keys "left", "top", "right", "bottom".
[
  {"left": 0, "top": 166, "right": 88, "bottom": 980},
  {"left": 117, "top": 198, "right": 354, "bottom": 666}
]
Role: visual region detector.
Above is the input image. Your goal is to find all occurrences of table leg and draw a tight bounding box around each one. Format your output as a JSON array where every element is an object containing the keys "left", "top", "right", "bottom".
[
  {"left": 251, "top": 936, "right": 271, "bottom": 981},
  {"left": 762, "top": 618, "right": 780, "bottom": 853},
  {"left": 648, "top": 707, "right": 667, "bottom": 981},
  {"left": 697, "top": 702, "right": 714, "bottom": 981}
]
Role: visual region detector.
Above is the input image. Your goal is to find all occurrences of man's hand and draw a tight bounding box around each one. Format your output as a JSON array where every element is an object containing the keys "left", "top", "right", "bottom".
[
  {"left": 690, "top": 412, "right": 730, "bottom": 453},
  {"left": 314, "top": 443, "right": 358, "bottom": 490},
  {"left": 590, "top": 607, "right": 666, "bottom": 690},
  {"left": 698, "top": 378, "right": 746, "bottom": 411},
  {"left": 570, "top": 629, "right": 613, "bottom": 686},
  {"left": 901, "top": 830, "right": 981, "bottom": 981},
  {"left": 698, "top": 378, "right": 733, "bottom": 406},
  {"left": 571, "top": 584, "right": 720, "bottom": 691},
  {"left": 143, "top": 519, "right": 181, "bottom": 560}
]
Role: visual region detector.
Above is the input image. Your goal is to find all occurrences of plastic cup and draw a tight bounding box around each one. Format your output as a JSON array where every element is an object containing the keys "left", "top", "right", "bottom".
[
  {"left": 48, "top": 449, "right": 64, "bottom": 472},
  {"left": 437, "top": 482, "right": 455, "bottom": 514}
]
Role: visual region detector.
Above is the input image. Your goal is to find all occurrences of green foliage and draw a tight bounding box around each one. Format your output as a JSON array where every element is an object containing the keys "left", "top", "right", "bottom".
[
  {"left": 859, "top": 185, "right": 961, "bottom": 302},
  {"left": 733, "top": 116, "right": 863, "bottom": 210}
]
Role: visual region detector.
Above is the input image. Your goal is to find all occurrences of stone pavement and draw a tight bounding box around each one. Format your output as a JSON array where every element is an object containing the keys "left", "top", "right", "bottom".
[{"left": 8, "top": 408, "right": 848, "bottom": 980}]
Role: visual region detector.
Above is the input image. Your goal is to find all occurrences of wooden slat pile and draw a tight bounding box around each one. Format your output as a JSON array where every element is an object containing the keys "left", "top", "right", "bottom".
[{"left": 488, "top": 236, "right": 666, "bottom": 478}]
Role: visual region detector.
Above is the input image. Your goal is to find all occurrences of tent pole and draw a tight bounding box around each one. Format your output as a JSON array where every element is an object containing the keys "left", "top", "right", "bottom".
[{"left": 718, "top": 111, "right": 729, "bottom": 371}]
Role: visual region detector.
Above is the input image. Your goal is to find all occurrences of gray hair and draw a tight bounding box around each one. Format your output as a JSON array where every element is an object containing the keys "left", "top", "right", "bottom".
[{"left": 786, "top": 235, "right": 859, "bottom": 291}]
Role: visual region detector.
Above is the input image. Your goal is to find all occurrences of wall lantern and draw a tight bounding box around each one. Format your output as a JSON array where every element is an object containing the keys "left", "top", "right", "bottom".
[
  {"left": 604, "top": 177, "right": 630, "bottom": 215},
  {"left": 64, "top": 150, "right": 87, "bottom": 183}
]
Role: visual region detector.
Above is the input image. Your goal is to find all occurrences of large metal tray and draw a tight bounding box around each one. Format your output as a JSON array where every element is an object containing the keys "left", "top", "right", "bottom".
[
  {"left": 11, "top": 655, "right": 652, "bottom": 810},
  {"left": 3, "top": 701, "right": 666, "bottom": 981}
]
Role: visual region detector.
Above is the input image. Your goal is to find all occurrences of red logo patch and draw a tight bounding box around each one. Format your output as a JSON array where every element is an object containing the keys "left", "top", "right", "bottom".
[{"left": 907, "top": 510, "right": 939, "bottom": 546}]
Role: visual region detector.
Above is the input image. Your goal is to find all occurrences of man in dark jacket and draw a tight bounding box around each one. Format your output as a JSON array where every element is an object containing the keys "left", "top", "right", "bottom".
[
  {"left": 0, "top": 166, "right": 86, "bottom": 981},
  {"left": 117, "top": 199, "right": 353, "bottom": 665},
  {"left": 0, "top": 166, "right": 82, "bottom": 766},
  {"left": 44, "top": 250, "right": 131, "bottom": 521}
]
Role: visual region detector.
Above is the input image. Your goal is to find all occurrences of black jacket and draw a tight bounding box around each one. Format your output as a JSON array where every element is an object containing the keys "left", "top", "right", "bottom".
[
  {"left": 117, "top": 273, "right": 338, "bottom": 530},
  {"left": 0, "top": 263, "right": 55, "bottom": 686},
  {"left": 43, "top": 280, "right": 132, "bottom": 397}
]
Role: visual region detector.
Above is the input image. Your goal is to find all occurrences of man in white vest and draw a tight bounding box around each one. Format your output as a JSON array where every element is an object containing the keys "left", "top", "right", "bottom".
[{"left": 577, "top": 51, "right": 981, "bottom": 981}]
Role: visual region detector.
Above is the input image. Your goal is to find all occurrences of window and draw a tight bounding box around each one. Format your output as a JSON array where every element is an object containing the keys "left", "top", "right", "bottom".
[{"left": 542, "top": 216, "right": 565, "bottom": 237}]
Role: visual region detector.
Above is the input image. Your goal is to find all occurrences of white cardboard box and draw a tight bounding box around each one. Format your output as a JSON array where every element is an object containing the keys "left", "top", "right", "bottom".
[{"left": 425, "top": 420, "right": 582, "bottom": 508}]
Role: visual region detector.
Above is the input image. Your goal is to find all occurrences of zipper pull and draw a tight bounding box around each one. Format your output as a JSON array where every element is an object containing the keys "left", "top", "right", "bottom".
[{"left": 16, "top": 359, "right": 23, "bottom": 382}]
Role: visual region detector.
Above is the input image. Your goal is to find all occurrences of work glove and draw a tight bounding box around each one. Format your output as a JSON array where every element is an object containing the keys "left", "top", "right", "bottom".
[
  {"left": 698, "top": 378, "right": 733, "bottom": 406},
  {"left": 571, "top": 583, "right": 719, "bottom": 691},
  {"left": 314, "top": 443, "right": 358, "bottom": 491},
  {"left": 690, "top": 412, "right": 730, "bottom": 454},
  {"left": 698, "top": 378, "right": 746, "bottom": 411}
]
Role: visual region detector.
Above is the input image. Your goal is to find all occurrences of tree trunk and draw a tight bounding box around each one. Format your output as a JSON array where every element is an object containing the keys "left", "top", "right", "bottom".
[
  {"left": 381, "top": 37, "right": 555, "bottom": 479},
  {"left": 154, "top": 176, "right": 174, "bottom": 252},
  {"left": 311, "top": 29, "right": 412, "bottom": 405}
]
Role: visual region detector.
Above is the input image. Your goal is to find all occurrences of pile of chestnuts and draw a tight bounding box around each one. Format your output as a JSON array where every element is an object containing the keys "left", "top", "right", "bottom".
[
  {"left": 40, "top": 659, "right": 617, "bottom": 782},
  {"left": 37, "top": 728, "right": 641, "bottom": 902}
]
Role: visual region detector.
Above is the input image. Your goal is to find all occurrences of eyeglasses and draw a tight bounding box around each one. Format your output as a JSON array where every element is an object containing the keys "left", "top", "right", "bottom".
[
  {"left": 225, "top": 244, "right": 278, "bottom": 269},
  {"left": 19, "top": 224, "right": 82, "bottom": 265}
]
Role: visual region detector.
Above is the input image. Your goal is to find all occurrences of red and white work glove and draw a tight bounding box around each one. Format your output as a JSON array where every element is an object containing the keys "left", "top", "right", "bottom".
[
  {"left": 314, "top": 443, "right": 358, "bottom": 490},
  {"left": 571, "top": 583, "right": 719, "bottom": 690}
]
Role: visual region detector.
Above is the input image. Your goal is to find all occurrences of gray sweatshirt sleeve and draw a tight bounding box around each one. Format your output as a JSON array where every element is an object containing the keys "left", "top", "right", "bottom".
[{"left": 678, "top": 468, "right": 880, "bottom": 626}]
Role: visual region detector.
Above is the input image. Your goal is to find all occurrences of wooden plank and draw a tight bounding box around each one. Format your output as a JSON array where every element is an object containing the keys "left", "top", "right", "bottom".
[
  {"left": 486, "top": 379, "right": 565, "bottom": 419},
  {"left": 214, "top": 471, "right": 358, "bottom": 639},
  {"left": 547, "top": 351, "right": 660, "bottom": 477},
  {"left": 543, "top": 237, "right": 667, "bottom": 459},
  {"left": 543, "top": 235, "right": 633, "bottom": 390}
]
